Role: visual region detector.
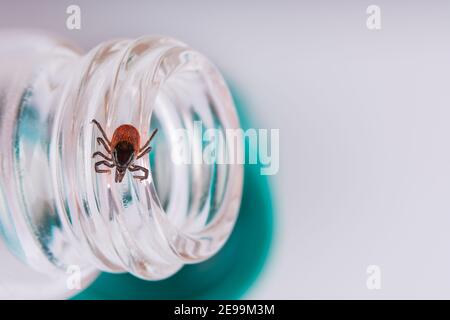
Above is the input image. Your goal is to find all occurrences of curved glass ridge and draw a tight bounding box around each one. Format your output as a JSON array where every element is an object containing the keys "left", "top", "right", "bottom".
[{"left": 0, "top": 32, "right": 243, "bottom": 298}]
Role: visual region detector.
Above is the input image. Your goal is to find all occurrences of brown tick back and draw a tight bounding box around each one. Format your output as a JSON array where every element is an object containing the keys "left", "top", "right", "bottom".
[{"left": 91, "top": 119, "right": 158, "bottom": 183}]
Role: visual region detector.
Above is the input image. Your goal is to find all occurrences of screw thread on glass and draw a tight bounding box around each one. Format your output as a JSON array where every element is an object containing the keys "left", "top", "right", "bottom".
[{"left": 0, "top": 31, "right": 243, "bottom": 298}]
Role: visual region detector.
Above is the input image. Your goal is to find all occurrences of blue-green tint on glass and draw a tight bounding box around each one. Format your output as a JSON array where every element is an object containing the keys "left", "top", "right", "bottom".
[
  {"left": 2, "top": 88, "right": 40, "bottom": 260},
  {"left": 73, "top": 88, "right": 275, "bottom": 300}
]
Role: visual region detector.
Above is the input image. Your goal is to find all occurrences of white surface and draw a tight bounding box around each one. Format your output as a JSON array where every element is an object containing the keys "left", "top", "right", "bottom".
[{"left": 2, "top": 0, "right": 450, "bottom": 298}]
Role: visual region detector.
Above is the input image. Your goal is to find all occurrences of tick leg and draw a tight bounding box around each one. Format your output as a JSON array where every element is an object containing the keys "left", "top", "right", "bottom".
[
  {"left": 139, "top": 128, "right": 158, "bottom": 152},
  {"left": 129, "top": 165, "right": 149, "bottom": 181},
  {"left": 92, "top": 119, "right": 112, "bottom": 145},
  {"left": 97, "top": 137, "right": 111, "bottom": 154},
  {"left": 92, "top": 151, "right": 112, "bottom": 161},
  {"left": 136, "top": 146, "right": 152, "bottom": 160},
  {"left": 95, "top": 160, "right": 115, "bottom": 174}
]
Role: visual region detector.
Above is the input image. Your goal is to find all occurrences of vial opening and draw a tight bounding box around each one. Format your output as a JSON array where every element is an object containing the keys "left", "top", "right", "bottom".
[
  {"left": 0, "top": 32, "right": 243, "bottom": 297},
  {"left": 53, "top": 37, "right": 243, "bottom": 280}
]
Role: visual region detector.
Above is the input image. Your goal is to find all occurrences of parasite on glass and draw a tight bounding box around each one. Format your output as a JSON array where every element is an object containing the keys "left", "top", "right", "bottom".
[{"left": 91, "top": 119, "right": 158, "bottom": 183}]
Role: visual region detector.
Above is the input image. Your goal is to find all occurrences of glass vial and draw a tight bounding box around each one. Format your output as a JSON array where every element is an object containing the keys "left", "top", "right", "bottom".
[{"left": 0, "top": 31, "right": 243, "bottom": 299}]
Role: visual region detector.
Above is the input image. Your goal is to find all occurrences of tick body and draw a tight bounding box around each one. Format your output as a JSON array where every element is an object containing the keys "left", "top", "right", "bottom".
[{"left": 92, "top": 119, "right": 158, "bottom": 183}]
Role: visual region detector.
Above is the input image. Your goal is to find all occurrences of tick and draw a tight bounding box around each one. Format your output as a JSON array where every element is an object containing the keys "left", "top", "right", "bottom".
[{"left": 91, "top": 119, "right": 158, "bottom": 183}]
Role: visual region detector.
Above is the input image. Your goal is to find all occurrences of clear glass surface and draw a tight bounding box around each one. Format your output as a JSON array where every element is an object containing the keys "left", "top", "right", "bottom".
[{"left": 0, "top": 31, "right": 243, "bottom": 298}]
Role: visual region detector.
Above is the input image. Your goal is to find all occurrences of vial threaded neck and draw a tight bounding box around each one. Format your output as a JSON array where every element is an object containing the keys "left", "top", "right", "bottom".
[{"left": 0, "top": 32, "right": 243, "bottom": 289}]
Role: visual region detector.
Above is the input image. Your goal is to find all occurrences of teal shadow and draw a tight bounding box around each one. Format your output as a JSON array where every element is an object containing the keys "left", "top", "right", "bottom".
[{"left": 73, "top": 88, "right": 275, "bottom": 299}]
